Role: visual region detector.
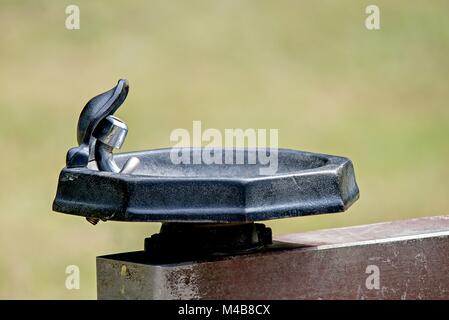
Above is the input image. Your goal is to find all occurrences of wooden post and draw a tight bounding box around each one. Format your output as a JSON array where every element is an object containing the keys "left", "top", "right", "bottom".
[{"left": 97, "top": 215, "right": 449, "bottom": 299}]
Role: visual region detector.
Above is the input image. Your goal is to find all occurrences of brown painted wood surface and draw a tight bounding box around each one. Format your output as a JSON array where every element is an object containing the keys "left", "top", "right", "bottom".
[{"left": 97, "top": 215, "right": 449, "bottom": 299}]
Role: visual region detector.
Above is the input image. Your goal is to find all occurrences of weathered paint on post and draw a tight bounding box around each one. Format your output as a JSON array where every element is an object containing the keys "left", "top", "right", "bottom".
[{"left": 97, "top": 215, "right": 449, "bottom": 299}]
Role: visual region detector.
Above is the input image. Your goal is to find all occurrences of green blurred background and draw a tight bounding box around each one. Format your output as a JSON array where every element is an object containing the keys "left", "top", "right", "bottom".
[{"left": 1, "top": 0, "right": 448, "bottom": 299}]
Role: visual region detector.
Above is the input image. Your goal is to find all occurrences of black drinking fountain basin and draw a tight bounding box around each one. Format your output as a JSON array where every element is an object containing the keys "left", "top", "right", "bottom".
[{"left": 53, "top": 79, "right": 359, "bottom": 261}]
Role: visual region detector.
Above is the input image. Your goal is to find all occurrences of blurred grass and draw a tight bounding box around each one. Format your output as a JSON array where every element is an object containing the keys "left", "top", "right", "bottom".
[{"left": 0, "top": 0, "right": 448, "bottom": 299}]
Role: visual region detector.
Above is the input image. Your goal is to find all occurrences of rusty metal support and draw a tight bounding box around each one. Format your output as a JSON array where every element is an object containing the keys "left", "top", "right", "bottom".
[{"left": 97, "top": 215, "right": 449, "bottom": 299}]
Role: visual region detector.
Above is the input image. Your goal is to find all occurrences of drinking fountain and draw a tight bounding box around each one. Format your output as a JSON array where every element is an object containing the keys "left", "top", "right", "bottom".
[{"left": 53, "top": 79, "right": 359, "bottom": 297}]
